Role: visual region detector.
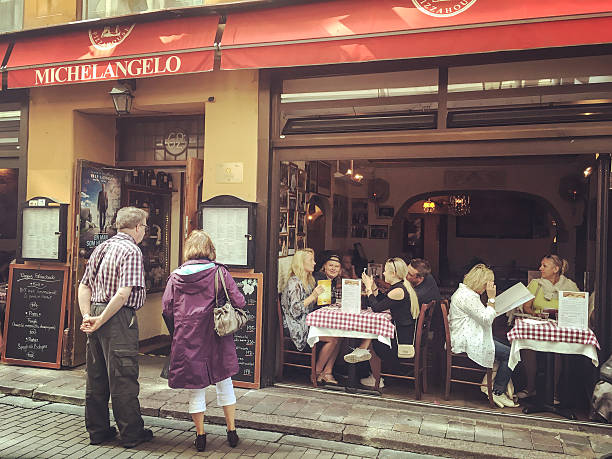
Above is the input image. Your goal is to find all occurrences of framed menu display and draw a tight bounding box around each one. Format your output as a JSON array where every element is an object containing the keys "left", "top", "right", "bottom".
[
  {"left": 199, "top": 195, "right": 257, "bottom": 269},
  {"left": 19, "top": 197, "right": 68, "bottom": 263}
]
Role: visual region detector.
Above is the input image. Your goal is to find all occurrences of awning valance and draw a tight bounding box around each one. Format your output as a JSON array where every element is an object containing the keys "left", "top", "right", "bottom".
[
  {"left": 220, "top": 0, "right": 612, "bottom": 70},
  {"left": 0, "top": 42, "right": 9, "bottom": 90},
  {"left": 6, "top": 15, "right": 219, "bottom": 88}
]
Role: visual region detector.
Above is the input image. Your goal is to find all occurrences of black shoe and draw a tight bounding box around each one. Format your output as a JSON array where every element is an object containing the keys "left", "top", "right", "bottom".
[
  {"left": 227, "top": 429, "right": 239, "bottom": 447},
  {"left": 194, "top": 433, "right": 206, "bottom": 452},
  {"left": 121, "top": 428, "right": 154, "bottom": 448},
  {"left": 90, "top": 426, "right": 117, "bottom": 445}
]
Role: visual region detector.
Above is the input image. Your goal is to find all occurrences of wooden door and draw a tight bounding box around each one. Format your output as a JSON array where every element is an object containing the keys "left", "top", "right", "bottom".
[{"left": 183, "top": 158, "right": 204, "bottom": 245}]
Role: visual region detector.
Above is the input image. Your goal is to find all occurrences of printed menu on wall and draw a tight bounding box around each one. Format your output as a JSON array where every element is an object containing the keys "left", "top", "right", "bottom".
[
  {"left": 21, "top": 208, "right": 60, "bottom": 260},
  {"left": 230, "top": 272, "right": 263, "bottom": 389},
  {"left": 202, "top": 207, "right": 249, "bottom": 266},
  {"left": 2, "top": 264, "right": 68, "bottom": 369}
]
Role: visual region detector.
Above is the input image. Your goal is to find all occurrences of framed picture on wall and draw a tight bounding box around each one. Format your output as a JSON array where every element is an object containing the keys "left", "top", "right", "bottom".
[
  {"left": 403, "top": 216, "right": 424, "bottom": 259},
  {"left": 352, "top": 199, "right": 368, "bottom": 225},
  {"left": 332, "top": 194, "right": 348, "bottom": 238},
  {"left": 279, "top": 235, "right": 288, "bottom": 257},
  {"left": 298, "top": 168, "right": 306, "bottom": 190},
  {"left": 369, "top": 225, "right": 388, "bottom": 239},
  {"left": 289, "top": 163, "right": 299, "bottom": 193},
  {"left": 280, "top": 162, "right": 289, "bottom": 188},
  {"left": 351, "top": 225, "right": 368, "bottom": 238},
  {"left": 279, "top": 213, "right": 288, "bottom": 234},
  {"left": 377, "top": 206, "right": 394, "bottom": 218},
  {"left": 297, "top": 191, "right": 305, "bottom": 212},
  {"left": 288, "top": 210, "right": 296, "bottom": 227},
  {"left": 317, "top": 161, "right": 331, "bottom": 196},
  {"left": 280, "top": 188, "right": 288, "bottom": 209},
  {"left": 296, "top": 235, "right": 305, "bottom": 250},
  {"left": 297, "top": 212, "right": 305, "bottom": 235},
  {"left": 288, "top": 228, "right": 296, "bottom": 254},
  {"left": 306, "top": 161, "right": 318, "bottom": 193}
]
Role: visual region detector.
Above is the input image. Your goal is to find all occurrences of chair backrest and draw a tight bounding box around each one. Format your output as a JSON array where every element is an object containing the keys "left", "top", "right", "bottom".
[
  {"left": 415, "top": 300, "right": 436, "bottom": 350},
  {"left": 439, "top": 299, "right": 452, "bottom": 355}
]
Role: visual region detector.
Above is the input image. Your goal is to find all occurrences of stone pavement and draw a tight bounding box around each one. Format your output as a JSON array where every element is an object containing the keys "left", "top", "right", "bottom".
[
  {"left": 0, "top": 396, "right": 442, "bottom": 459},
  {"left": 0, "top": 356, "right": 611, "bottom": 458}
]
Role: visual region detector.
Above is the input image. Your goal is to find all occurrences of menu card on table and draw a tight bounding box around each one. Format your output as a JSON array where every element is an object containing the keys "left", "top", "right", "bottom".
[
  {"left": 341, "top": 279, "right": 362, "bottom": 314},
  {"left": 558, "top": 291, "right": 589, "bottom": 330},
  {"left": 494, "top": 282, "right": 534, "bottom": 317},
  {"left": 317, "top": 279, "right": 332, "bottom": 306}
]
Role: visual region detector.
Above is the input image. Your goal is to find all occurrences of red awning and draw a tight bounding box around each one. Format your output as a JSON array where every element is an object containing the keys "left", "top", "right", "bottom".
[
  {"left": 0, "top": 42, "right": 8, "bottom": 90},
  {"left": 221, "top": 0, "right": 612, "bottom": 70},
  {"left": 6, "top": 15, "right": 219, "bottom": 88}
]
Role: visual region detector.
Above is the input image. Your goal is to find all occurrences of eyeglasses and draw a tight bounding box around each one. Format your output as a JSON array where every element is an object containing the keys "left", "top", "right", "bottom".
[
  {"left": 386, "top": 258, "right": 397, "bottom": 273},
  {"left": 140, "top": 223, "right": 149, "bottom": 230}
]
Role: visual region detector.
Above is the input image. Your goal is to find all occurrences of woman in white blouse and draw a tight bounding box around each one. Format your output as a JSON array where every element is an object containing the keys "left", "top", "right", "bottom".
[{"left": 449, "top": 264, "right": 514, "bottom": 408}]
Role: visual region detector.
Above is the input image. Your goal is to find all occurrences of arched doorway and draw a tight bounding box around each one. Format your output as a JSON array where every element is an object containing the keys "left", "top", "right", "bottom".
[{"left": 390, "top": 190, "right": 566, "bottom": 288}]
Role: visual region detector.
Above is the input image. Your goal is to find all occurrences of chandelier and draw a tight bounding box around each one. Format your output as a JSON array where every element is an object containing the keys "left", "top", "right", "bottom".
[{"left": 449, "top": 194, "right": 471, "bottom": 216}]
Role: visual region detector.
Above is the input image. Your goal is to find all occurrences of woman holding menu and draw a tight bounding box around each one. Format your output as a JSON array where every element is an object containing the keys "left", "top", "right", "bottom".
[{"left": 281, "top": 249, "right": 341, "bottom": 385}]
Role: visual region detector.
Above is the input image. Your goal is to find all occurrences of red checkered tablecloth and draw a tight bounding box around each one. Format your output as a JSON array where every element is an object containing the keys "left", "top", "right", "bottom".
[
  {"left": 306, "top": 307, "right": 395, "bottom": 338},
  {"left": 507, "top": 318, "right": 600, "bottom": 349}
]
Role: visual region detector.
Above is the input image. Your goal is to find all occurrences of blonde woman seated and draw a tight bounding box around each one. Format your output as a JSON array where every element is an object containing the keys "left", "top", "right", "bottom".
[
  {"left": 281, "top": 249, "right": 342, "bottom": 385},
  {"left": 449, "top": 264, "right": 515, "bottom": 408},
  {"left": 518, "top": 254, "right": 578, "bottom": 400},
  {"left": 352, "top": 258, "right": 420, "bottom": 388}
]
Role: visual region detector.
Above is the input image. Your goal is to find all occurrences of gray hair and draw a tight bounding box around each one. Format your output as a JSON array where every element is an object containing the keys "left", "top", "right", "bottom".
[{"left": 115, "top": 207, "right": 147, "bottom": 230}]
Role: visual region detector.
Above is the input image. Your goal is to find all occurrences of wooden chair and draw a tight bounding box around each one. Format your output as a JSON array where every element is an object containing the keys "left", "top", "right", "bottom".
[
  {"left": 277, "top": 297, "right": 318, "bottom": 387},
  {"left": 440, "top": 299, "right": 494, "bottom": 408},
  {"left": 376, "top": 300, "right": 436, "bottom": 400}
]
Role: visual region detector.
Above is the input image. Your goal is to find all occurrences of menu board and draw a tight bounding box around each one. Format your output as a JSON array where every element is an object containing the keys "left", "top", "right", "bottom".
[
  {"left": 21, "top": 207, "right": 61, "bottom": 260},
  {"left": 230, "top": 272, "right": 263, "bottom": 389},
  {"left": 202, "top": 208, "right": 249, "bottom": 266},
  {"left": 2, "top": 264, "right": 68, "bottom": 369}
]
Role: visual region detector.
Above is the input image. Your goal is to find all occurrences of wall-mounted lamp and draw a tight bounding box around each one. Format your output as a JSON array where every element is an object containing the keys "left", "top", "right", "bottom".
[
  {"left": 583, "top": 166, "right": 593, "bottom": 178},
  {"left": 109, "top": 80, "right": 136, "bottom": 116},
  {"left": 423, "top": 198, "right": 436, "bottom": 213}
]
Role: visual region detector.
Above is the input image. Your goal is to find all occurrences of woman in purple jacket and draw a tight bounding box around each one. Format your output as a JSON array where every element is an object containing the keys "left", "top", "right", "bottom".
[{"left": 162, "top": 230, "right": 246, "bottom": 452}]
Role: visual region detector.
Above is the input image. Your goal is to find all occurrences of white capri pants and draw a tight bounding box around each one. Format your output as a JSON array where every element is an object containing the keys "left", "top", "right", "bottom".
[{"left": 187, "top": 377, "right": 236, "bottom": 414}]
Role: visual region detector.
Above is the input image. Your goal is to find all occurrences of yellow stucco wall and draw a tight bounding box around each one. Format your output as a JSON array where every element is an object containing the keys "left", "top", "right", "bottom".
[
  {"left": 23, "top": 0, "right": 77, "bottom": 29},
  {"left": 27, "top": 70, "right": 260, "bottom": 341}
]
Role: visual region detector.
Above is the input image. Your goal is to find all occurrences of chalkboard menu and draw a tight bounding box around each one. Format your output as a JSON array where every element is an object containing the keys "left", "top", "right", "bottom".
[
  {"left": 229, "top": 272, "right": 263, "bottom": 389},
  {"left": 1, "top": 264, "right": 68, "bottom": 369}
]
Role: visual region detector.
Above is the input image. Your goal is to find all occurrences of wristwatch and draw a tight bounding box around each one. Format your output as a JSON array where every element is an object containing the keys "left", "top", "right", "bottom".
[{"left": 487, "top": 298, "right": 496, "bottom": 304}]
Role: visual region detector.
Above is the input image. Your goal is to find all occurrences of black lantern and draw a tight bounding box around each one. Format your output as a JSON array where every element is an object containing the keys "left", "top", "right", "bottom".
[{"left": 109, "top": 81, "right": 135, "bottom": 115}]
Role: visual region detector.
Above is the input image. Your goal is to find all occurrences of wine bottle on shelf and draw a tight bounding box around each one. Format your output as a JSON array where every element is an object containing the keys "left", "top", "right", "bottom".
[
  {"left": 151, "top": 170, "right": 157, "bottom": 187},
  {"left": 132, "top": 169, "right": 138, "bottom": 184},
  {"left": 168, "top": 174, "right": 174, "bottom": 190},
  {"left": 157, "top": 171, "right": 165, "bottom": 188},
  {"left": 138, "top": 169, "right": 145, "bottom": 186},
  {"left": 163, "top": 173, "right": 169, "bottom": 189}
]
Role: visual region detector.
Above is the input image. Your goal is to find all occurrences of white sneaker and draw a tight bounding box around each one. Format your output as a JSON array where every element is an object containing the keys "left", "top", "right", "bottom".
[
  {"left": 492, "top": 392, "right": 516, "bottom": 408},
  {"left": 344, "top": 348, "right": 371, "bottom": 363},
  {"left": 360, "top": 374, "right": 385, "bottom": 388}
]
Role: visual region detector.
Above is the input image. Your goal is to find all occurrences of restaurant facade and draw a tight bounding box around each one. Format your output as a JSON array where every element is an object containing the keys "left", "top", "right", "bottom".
[{"left": 0, "top": 0, "right": 611, "bottom": 420}]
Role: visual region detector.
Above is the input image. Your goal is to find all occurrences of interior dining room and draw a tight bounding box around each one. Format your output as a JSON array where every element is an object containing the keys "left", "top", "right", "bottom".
[{"left": 270, "top": 56, "right": 611, "bottom": 420}]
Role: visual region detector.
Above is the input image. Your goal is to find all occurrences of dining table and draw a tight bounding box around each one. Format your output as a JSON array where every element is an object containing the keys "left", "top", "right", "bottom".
[
  {"left": 306, "top": 304, "right": 395, "bottom": 393},
  {"left": 507, "top": 317, "right": 600, "bottom": 419}
]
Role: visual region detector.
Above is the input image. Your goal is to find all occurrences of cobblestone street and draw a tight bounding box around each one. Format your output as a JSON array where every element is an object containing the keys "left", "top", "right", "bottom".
[{"left": 0, "top": 397, "right": 442, "bottom": 459}]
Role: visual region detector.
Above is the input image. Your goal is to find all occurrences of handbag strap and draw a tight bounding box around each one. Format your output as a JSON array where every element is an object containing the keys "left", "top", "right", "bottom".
[
  {"left": 214, "top": 267, "right": 231, "bottom": 306},
  {"left": 395, "top": 320, "right": 418, "bottom": 347}
]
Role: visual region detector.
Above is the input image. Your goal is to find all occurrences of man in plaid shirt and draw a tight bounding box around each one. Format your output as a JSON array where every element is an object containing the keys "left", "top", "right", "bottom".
[{"left": 78, "top": 206, "right": 153, "bottom": 448}]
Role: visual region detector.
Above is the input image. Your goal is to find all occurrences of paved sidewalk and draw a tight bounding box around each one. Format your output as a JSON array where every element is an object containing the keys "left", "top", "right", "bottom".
[
  {"left": 0, "top": 397, "right": 441, "bottom": 458},
  {"left": 0, "top": 356, "right": 611, "bottom": 458}
]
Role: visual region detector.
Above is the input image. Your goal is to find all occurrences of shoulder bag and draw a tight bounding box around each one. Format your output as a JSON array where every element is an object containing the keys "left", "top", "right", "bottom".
[
  {"left": 214, "top": 268, "right": 248, "bottom": 336},
  {"left": 396, "top": 323, "right": 417, "bottom": 359}
]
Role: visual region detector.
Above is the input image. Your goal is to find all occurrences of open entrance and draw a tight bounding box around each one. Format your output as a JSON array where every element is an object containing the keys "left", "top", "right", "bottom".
[{"left": 274, "top": 153, "right": 604, "bottom": 420}]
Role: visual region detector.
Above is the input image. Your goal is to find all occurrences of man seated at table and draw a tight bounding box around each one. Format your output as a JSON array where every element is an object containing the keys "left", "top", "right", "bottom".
[
  {"left": 406, "top": 258, "right": 441, "bottom": 305},
  {"left": 313, "top": 252, "right": 342, "bottom": 307}
]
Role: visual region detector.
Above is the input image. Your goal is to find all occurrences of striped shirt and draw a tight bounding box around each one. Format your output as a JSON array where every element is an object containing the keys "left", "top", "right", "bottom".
[{"left": 81, "top": 232, "right": 146, "bottom": 309}]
